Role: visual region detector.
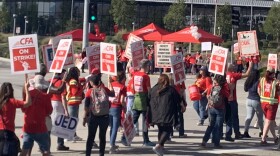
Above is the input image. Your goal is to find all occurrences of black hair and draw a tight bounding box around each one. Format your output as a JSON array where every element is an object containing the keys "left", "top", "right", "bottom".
[
  {"left": 65, "top": 67, "right": 79, "bottom": 83},
  {"left": 35, "top": 63, "right": 47, "bottom": 77},
  {"left": 214, "top": 75, "right": 226, "bottom": 86},
  {"left": 88, "top": 74, "right": 102, "bottom": 86},
  {"left": 116, "top": 71, "right": 126, "bottom": 83},
  {"left": 0, "top": 83, "right": 14, "bottom": 109},
  {"left": 244, "top": 69, "right": 260, "bottom": 92}
]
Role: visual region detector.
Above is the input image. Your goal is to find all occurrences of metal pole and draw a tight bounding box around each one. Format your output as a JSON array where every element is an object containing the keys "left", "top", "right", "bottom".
[
  {"left": 71, "top": 0, "right": 74, "bottom": 21},
  {"left": 13, "top": 14, "right": 17, "bottom": 36},
  {"left": 214, "top": 0, "right": 217, "bottom": 35},
  {"left": 24, "top": 16, "right": 27, "bottom": 35},
  {"left": 132, "top": 22, "right": 135, "bottom": 31},
  {"left": 189, "top": 1, "right": 193, "bottom": 53},
  {"left": 231, "top": 27, "right": 234, "bottom": 64},
  {"left": 82, "top": 0, "right": 89, "bottom": 49},
  {"left": 250, "top": 0, "right": 253, "bottom": 31}
]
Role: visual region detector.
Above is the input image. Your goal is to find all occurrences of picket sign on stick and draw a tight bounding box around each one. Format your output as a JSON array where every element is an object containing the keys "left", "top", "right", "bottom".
[
  {"left": 8, "top": 34, "right": 40, "bottom": 74},
  {"left": 237, "top": 30, "right": 259, "bottom": 57},
  {"left": 170, "top": 53, "right": 186, "bottom": 85},
  {"left": 100, "top": 42, "right": 117, "bottom": 76},
  {"left": 267, "top": 53, "right": 278, "bottom": 71},
  {"left": 208, "top": 45, "right": 229, "bottom": 76},
  {"left": 125, "top": 34, "right": 143, "bottom": 59},
  {"left": 47, "top": 39, "right": 73, "bottom": 94}
]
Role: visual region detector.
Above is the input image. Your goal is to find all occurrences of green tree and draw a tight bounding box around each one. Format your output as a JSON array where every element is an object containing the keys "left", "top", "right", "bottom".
[
  {"left": 110, "top": 0, "right": 136, "bottom": 30},
  {"left": 216, "top": 3, "right": 232, "bottom": 35},
  {"left": 163, "top": 0, "right": 186, "bottom": 32},
  {"left": 198, "top": 16, "right": 211, "bottom": 32},
  {"left": 264, "top": 4, "right": 280, "bottom": 42},
  {"left": 59, "top": 1, "right": 71, "bottom": 32},
  {"left": 0, "top": 0, "right": 11, "bottom": 32}
]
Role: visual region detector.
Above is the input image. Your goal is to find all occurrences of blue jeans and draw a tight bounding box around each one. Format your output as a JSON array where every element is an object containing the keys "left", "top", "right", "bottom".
[
  {"left": 193, "top": 96, "right": 208, "bottom": 123},
  {"left": 109, "top": 107, "right": 121, "bottom": 146},
  {"left": 86, "top": 114, "right": 109, "bottom": 156},
  {"left": 226, "top": 100, "right": 240, "bottom": 138},
  {"left": 132, "top": 110, "right": 149, "bottom": 143},
  {"left": 68, "top": 105, "right": 79, "bottom": 137},
  {"left": 244, "top": 99, "right": 264, "bottom": 132},
  {"left": 22, "top": 132, "right": 50, "bottom": 153},
  {"left": 202, "top": 108, "right": 224, "bottom": 146},
  {"left": 126, "top": 96, "right": 135, "bottom": 113}
]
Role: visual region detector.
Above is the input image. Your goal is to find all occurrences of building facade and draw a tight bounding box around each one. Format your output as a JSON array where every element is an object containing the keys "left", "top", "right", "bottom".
[{"left": 1, "top": 0, "right": 278, "bottom": 37}]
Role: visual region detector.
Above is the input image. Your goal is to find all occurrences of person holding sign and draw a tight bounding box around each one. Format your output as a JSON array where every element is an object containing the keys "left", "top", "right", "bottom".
[
  {"left": 193, "top": 66, "right": 212, "bottom": 126},
  {"left": 0, "top": 75, "right": 31, "bottom": 156},
  {"left": 148, "top": 74, "right": 182, "bottom": 155},
  {"left": 258, "top": 67, "right": 279, "bottom": 145},
  {"left": 225, "top": 62, "right": 252, "bottom": 142}
]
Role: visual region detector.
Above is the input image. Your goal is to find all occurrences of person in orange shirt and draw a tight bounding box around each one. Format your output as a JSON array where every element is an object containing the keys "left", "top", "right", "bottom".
[
  {"left": 193, "top": 66, "right": 212, "bottom": 126},
  {"left": 258, "top": 67, "right": 279, "bottom": 145}
]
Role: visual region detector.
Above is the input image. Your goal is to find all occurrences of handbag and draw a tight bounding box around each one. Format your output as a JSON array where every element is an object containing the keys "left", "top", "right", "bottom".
[{"left": 0, "top": 111, "right": 20, "bottom": 156}]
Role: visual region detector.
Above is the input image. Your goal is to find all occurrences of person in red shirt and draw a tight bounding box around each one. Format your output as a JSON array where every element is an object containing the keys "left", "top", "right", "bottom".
[
  {"left": 132, "top": 59, "right": 155, "bottom": 146},
  {"left": 108, "top": 72, "right": 126, "bottom": 154},
  {"left": 236, "top": 53, "right": 243, "bottom": 73},
  {"left": 201, "top": 75, "right": 230, "bottom": 148},
  {"left": 225, "top": 62, "right": 252, "bottom": 142},
  {"left": 0, "top": 75, "right": 31, "bottom": 156},
  {"left": 193, "top": 66, "right": 212, "bottom": 126},
  {"left": 49, "top": 69, "right": 70, "bottom": 151},
  {"left": 258, "top": 67, "right": 279, "bottom": 145}
]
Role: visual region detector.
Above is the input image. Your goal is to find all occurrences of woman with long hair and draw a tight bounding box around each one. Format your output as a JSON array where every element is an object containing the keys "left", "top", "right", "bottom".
[
  {"left": 64, "top": 67, "right": 84, "bottom": 142},
  {"left": 243, "top": 70, "right": 264, "bottom": 138},
  {"left": 258, "top": 67, "right": 279, "bottom": 145},
  {"left": 193, "top": 66, "right": 212, "bottom": 126},
  {"left": 0, "top": 75, "right": 31, "bottom": 156},
  {"left": 148, "top": 74, "right": 183, "bottom": 155}
]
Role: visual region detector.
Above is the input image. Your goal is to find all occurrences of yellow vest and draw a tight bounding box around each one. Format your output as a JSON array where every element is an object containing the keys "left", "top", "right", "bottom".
[{"left": 259, "top": 78, "right": 278, "bottom": 104}]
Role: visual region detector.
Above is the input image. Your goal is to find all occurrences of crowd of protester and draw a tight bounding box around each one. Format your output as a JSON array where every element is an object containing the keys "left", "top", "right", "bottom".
[{"left": 1, "top": 43, "right": 280, "bottom": 156}]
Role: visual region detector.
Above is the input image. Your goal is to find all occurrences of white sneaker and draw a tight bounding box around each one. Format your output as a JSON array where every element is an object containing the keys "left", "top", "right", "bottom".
[
  {"left": 109, "top": 145, "right": 119, "bottom": 154},
  {"left": 72, "top": 136, "right": 83, "bottom": 143},
  {"left": 152, "top": 145, "right": 163, "bottom": 156}
]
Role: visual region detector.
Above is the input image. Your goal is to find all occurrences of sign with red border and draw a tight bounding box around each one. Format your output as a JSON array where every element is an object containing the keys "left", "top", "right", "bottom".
[
  {"left": 100, "top": 42, "right": 117, "bottom": 76},
  {"left": 170, "top": 53, "right": 186, "bottom": 85},
  {"left": 267, "top": 54, "right": 277, "bottom": 70},
  {"left": 237, "top": 30, "right": 259, "bottom": 56},
  {"left": 208, "top": 45, "right": 228, "bottom": 75},
  {"left": 86, "top": 44, "right": 101, "bottom": 74},
  {"left": 131, "top": 40, "right": 144, "bottom": 68},
  {"left": 49, "top": 39, "right": 72, "bottom": 73},
  {"left": 8, "top": 34, "right": 40, "bottom": 74},
  {"left": 42, "top": 44, "right": 54, "bottom": 73},
  {"left": 125, "top": 34, "right": 143, "bottom": 59}
]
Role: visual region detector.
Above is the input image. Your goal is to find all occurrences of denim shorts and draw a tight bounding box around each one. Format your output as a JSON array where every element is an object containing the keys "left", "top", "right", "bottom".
[{"left": 22, "top": 132, "right": 50, "bottom": 152}]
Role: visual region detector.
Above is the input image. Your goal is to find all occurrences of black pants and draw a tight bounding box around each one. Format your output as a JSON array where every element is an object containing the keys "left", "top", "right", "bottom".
[
  {"left": 86, "top": 114, "right": 109, "bottom": 156},
  {"left": 0, "top": 130, "right": 19, "bottom": 156},
  {"left": 157, "top": 125, "right": 172, "bottom": 146}
]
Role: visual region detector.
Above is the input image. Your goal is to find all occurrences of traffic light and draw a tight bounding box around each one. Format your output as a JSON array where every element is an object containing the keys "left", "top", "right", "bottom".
[
  {"left": 232, "top": 7, "right": 240, "bottom": 28},
  {"left": 88, "top": 2, "right": 97, "bottom": 23}
]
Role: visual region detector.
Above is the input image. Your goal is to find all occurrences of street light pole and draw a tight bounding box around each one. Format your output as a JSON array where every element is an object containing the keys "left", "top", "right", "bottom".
[
  {"left": 214, "top": 0, "right": 218, "bottom": 35},
  {"left": 71, "top": 0, "right": 74, "bottom": 21},
  {"left": 250, "top": 0, "right": 253, "bottom": 30},
  {"left": 13, "top": 14, "right": 17, "bottom": 36},
  {"left": 132, "top": 22, "right": 135, "bottom": 31},
  {"left": 82, "top": 0, "right": 89, "bottom": 49},
  {"left": 24, "top": 16, "right": 28, "bottom": 35}
]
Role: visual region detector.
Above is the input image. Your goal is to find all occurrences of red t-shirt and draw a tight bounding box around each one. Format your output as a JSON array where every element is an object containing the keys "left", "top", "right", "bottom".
[
  {"left": 126, "top": 78, "right": 135, "bottom": 96},
  {"left": 50, "top": 78, "right": 64, "bottom": 101},
  {"left": 22, "top": 89, "right": 53, "bottom": 133},
  {"left": 133, "top": 71, "right": 151, "bottom": 93},
  {"left": 195, "top": 76, "right": 212, "bottom": 92},
  {"left": 109, "top": 81, "right": 126, "bottom": 108},
  {"left": 119, "top": 51, "right": 128, "bottom": 62},
  {"left": 174, "top": 83, "right": 186, "bottom": 94},
  {"left": 226, "top": 72, "right": 242, "bottom": 101},
  {"left": 189, "top": 57, "right": 196, "bottom": 64},
  {"left": 0, "top": 99, "right": 24, "bottom": 132}
]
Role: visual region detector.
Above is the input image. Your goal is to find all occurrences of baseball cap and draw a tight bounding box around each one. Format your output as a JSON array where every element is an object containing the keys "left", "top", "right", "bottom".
[
  {"left": 267, "top": 67, "right": 275, "bottom": 73},
  {"left": 91, "top": 68, "right": 100, "bottom": 75},
  {"left": 33, "top": 75, "right": 50, "bottom": 90},
  {"left": 200, "top": 66, "right": 208, "bottom": 72}
]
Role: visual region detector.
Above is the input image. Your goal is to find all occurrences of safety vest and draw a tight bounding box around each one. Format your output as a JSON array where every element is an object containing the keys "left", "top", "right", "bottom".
[
  {"left": 259, "top": 78, "right": 278, "bottom": 104},
  {"left": 66, "top": 79, "right": 84, "bottom": 105}
]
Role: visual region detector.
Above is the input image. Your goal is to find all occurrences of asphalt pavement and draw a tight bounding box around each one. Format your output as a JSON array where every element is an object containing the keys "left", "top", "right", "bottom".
[{"left": 1, "top": 57, "right": 280, "bottom": 156}]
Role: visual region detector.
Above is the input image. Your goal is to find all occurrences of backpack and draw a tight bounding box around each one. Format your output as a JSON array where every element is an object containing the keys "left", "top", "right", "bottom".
[
  {"left": 91, "top": 87, "right": 110, "bottom": 116},
  {"left": 208, "top": 86, "right": 224, "bottom": 108}
]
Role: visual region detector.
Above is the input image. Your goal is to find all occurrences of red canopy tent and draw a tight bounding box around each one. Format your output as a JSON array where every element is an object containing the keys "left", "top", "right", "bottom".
[
  {"left": 122, "top": 23, "right": 170, "bottom": 41},
  {"left": 162, "top": 26, "right": 223, "bottom": 44},
  {"left": 59, "top": 29, "right": 106, "bottom": 42}
]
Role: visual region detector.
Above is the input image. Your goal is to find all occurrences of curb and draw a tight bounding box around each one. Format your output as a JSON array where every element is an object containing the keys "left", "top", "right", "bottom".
[{"left": 0, "top": 57, "right": 10, "bottom": 62}]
